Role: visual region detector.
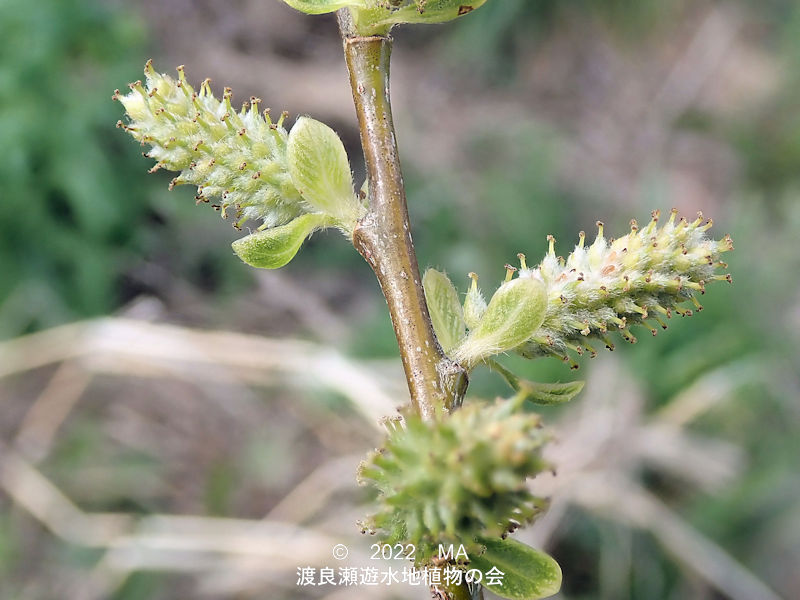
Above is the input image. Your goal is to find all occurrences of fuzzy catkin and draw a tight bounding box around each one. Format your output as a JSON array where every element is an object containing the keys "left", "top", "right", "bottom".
[
  {"left": 358, "top": 400, "right": 550, "bottom": 565},
  {"left": 114, "top": 61, "right": 305, "bottom": 229},
  {"left": 513, "top": 210, "right": 733, "bottom": 364}
]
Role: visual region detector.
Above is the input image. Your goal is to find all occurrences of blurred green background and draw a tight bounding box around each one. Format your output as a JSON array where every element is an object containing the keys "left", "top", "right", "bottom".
[{"left": 1, "top": 0, "right": 799, "bottom": 599}]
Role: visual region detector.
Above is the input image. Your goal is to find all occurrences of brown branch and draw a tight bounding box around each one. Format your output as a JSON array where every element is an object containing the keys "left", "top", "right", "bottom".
[
  {"left": 338, "top": 11, "right": 467, "bottom": 422},
  {"left": 338, "top": 8, "right": 475, "bottom": 600}
]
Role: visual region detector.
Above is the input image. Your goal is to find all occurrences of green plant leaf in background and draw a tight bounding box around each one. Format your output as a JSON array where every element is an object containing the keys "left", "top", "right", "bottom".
[
  {"left": 0, "top": 0, "right": 184, "bottom": 338},
  {"left": 423, "top": 268, "right": 466, "bottom": 353},
  {"left": 472, "top": 536, "right": 561, "bottom": 600},
  {"left": 231, "top": 213, "right": 334, "bottom": 269}
]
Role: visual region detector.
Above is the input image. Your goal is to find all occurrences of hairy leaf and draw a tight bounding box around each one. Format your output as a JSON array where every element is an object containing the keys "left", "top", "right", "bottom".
[
  {"left": 517, "top": 380, "right": 585, "bottom": 406},
  {"left": 231, "top": 213, "right": 333, "bottom": 269},
  {"left": 423, "top": 269, "right": 466, "bottom": 353},
  {"left": 287, "top": 116, "right": 363, "bottom": 229},
  {"left": 487, "top": 359, "right": 584, "bottom": 406},
  {"left": 454, "top": 277, "right": 547, "bottom": 367}
]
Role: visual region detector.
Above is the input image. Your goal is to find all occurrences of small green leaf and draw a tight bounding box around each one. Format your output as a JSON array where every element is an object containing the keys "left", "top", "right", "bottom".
[
  {"left": 287, "top": 116, "right": 363, "bottom": 228},
  {"left": 280, "top": 0, "right": 366, "bottom": 15},
  {"left": 231, "top": 213, "right": 333, "bottom": 269},
  {"left": 520, "top": 380, "right": 585, "bottom": 405},
  {"left": 472, "top": 536, "right": 561, "bottom": 600},
  {"left": 454, "top": 277, "right": 547, "bottom": 368},
  {"left": 517, "top": 380, "right": 585, "bottom": 406},
  {"left": 423, "top": 269, "right": 466, "bottom": 354},
  {"left": 486, "top": 359, "right": 584, "bottom": 406},
  {"left": 374, "top": 0, "right": 489, "bottom": 26}
]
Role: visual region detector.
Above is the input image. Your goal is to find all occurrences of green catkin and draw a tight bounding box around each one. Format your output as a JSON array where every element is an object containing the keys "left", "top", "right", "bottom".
[
  {"left": 509, "top": 210, "right": 733, "bottom": 362},
  {"left": 115, "top": 62, "right": 306, "bottom": 230},
  {"left": 358, "top": 398, "right": 550, "bottom": 565}
]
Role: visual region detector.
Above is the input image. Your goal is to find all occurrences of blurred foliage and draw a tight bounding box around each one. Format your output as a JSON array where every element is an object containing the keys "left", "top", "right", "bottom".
[
  {"left": 436, "top": 0, "right": 676, "bottom": 84},
  {"left": 0, "top": 0, "right": 249, "bottom": 339},
  {"left": 2, "top": 0, "right": 800, "bottom": 599},
  {"left": 735, "top": 5, "right": 800, "bottom": 195},
  {"left": 0, "top": 0, "right": 148, "bottom": 336}
]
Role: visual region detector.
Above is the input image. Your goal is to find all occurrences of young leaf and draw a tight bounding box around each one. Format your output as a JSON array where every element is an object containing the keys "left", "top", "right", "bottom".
[
  {"left": 423, "top": 268, "right": 466, "bottom": 353},
  {"left": 287, "top": 116, "right": 364, "bottom": 229},
  {"left": 231, "top": 213, "right": 333, "bottom": 269},
  {"left": 487, "top": 359, "right": 584, "bottom": 406},
  {"left": 373, "top": 0, "right": 489, "bottom": 27},
  {"left": 280, "top": 0, "right": 366, "bottom": 15},
  {"left": 453, "top": 277, "right": 547, "bottom": 368},
  {"left": 472, "top": 536, "right": 562, "bottom": 600},
  {"left": 517, "top": 380, "right": 585, "bottom": 406}
]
